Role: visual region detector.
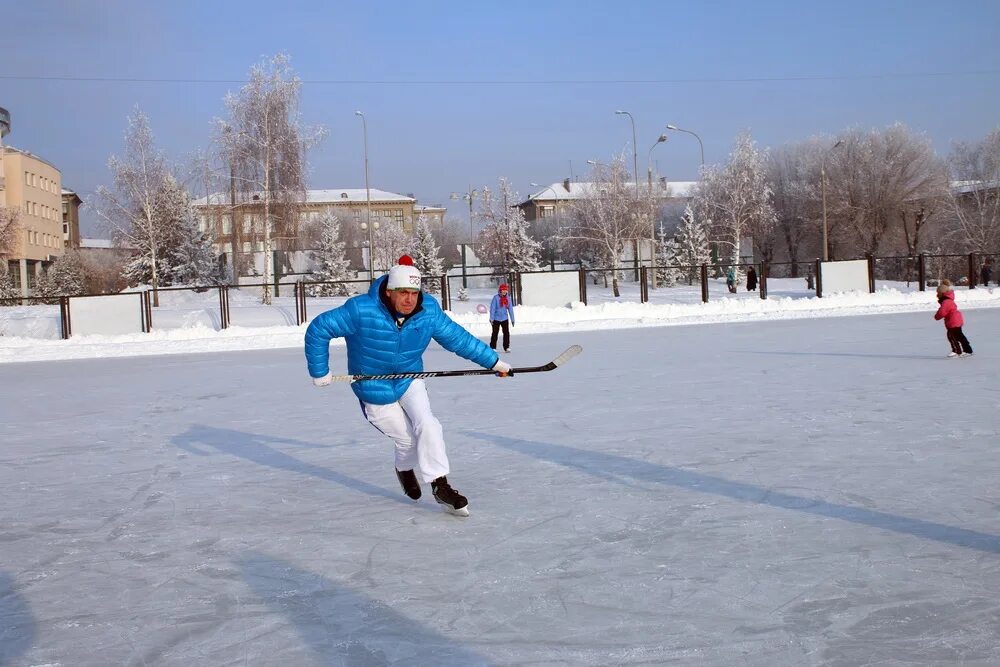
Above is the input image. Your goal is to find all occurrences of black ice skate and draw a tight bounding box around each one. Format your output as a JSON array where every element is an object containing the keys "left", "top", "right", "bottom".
[
  {"left": 431, "top": 476, "right": 469, "bottom": 517},
  {"left": 395, "top": 469, "right": 421, "bottom": 500}
]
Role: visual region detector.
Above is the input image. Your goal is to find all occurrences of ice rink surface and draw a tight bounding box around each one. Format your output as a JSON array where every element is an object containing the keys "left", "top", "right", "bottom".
[{"left": 2, "top": 310, "right": 999, "bottom": 666}]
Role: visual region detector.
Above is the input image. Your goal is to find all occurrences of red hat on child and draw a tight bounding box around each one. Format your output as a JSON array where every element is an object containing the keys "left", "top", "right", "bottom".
[{"left": 499, "top": 283, "right": 509, "bottom": 292}]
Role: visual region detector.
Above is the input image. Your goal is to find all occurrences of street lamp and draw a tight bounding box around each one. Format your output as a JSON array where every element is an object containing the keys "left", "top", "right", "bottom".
[
  {"left": 355, "top": 111, "right": 375, "bottom": 281},
  {"left": 449, "top": 187, "right": 479, "bottom": 241},
  {"left": 615, "top": 110, "right": 639, "bottom": 198},
  {"left": 665, "top": 124, "right": 705, "bottom": 170},
  {"left": 647, "top": 134, "right": 668, "bottom": 191},
  {"left": 821, "top": 139, "right": 844, "bottom": 262}
]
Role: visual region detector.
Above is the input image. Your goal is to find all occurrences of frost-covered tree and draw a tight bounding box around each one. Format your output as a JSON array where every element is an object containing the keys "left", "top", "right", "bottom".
[
  {"left": 308, "top": 209, "right": 354, "bottom": 296},
  {"left": 561, "top": 156, "right": 652, "bottom": 296},
  {"left": 37, "top": 251, "right": 86, "bottom": 297},
  {"left": 476, "top": 178, "right": 541, "bottom": 276},
  {"left": 826, "top": 124, "right": 950, "bottom": 256},
  {"left": 767, "top": 141, "right": 823, "bottom": 275},
  {"left": 217, "top": 53, "right": 325, "bottom": 304},
  {"left": 373, "top": 222, "right": 412, "bottom": 276},
  {"left": 0, "top": 265, "right": 18, "bottom": 300},
  {"left": 0, "top": 206, "right": 20, "bottom": 260},
  {"left": 672, "top": 204, "right": 711, "bottom": 284},
  {"left": 169, "top": 209, "right": 221, "bottom": 286},
  {"left": 92, "top": 108, "right": 172, "bottom": 305},
  {"left": 656, "top": 229, "right": 684, "bottom": 287},
  {"left": 120, "top": 173, "right": 211, "bottom": 287},
  {"left": 694, "top": 132, "right": 776, "bottom": 276},
  {"left": 949, "top": 128, "right": 1000, "bottom": 253},
  {"left": 411, "top": 215, "right": 445, "bottom": 293}
]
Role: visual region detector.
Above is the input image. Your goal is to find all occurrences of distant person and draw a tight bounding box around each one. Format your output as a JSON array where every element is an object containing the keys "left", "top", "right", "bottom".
[
  {"left": 980, "top": 259, "right": 993, "bottom": 288},
  {"left": 746, "top": 266, "right": 758, "bottom": 292},
  {"left": 305, "top": 255, "right": 512, "bottom": 516},
  {"left": 726, "top": 267, "right": 737, "bottom": 294},
  {"left": 934, "top": 279, "right": 974, "bottom": 358},
  {"left": 489, "top": 283, "right": 516, "bottom": 353}
]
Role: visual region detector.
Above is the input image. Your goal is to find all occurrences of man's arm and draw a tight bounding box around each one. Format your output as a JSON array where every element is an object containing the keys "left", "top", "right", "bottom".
[{"left": 304, "top": 301, "right": 359, "bottom": 380}]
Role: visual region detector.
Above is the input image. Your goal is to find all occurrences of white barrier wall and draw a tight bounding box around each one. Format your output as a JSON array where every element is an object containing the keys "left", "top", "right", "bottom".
[
  {"left": 69, "top": 294, "right": 145, "bottom": 336},
  {"left": 821, "top": 260, "right": 870, "bottom": 294},
  {"left": 520, "top": 272, "right": 579, "bottom": 307}
]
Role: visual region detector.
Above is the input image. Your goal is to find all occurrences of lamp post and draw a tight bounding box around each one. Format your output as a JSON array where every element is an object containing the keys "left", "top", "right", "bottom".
[
  {"left": 615, "top": 110, "right": 639, "bottom": 198},
  {"left": 646, "top": 134, "right": 668, "bottom": 289},
  {"left": 821, "top": 139, "right": 844, "bottom": 262},
  {"left": 449, "top": 186, "right": 480, "bottom": 288},
  {"left": 665, "top": 124, "right": 704, "bottom": 170},
  {"left": 355, "top": 111, "right": 375, "bottom": 282}
]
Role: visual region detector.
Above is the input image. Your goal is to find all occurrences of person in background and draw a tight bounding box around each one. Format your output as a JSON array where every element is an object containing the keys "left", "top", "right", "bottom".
[
  {"left": 726, "top": 267, "right": 737, "bottom": 294},
  {"left": 980, "top": 258, "right": 993, "bottom": 288},
  {"left": 746, "top": 266, "right": 758, "bottom": 292},
  {"left": 934, "top": 279, "right": 974, "bottom": 358},
  {"left": 305, "top": 255, "right": 512, "bottom": 516},
  {"left": 489, "top": 283, "right": 516, "bottom": 353}
]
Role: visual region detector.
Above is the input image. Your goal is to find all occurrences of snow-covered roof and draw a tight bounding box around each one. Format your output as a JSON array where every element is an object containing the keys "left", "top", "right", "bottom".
[
  {"left": 951, "top": 179, "right": 1000, "bottom": 194},
  {"left": 414, "top": 204, "right": 446, "bottom": 213},
  {"left": 524, "top": 180, "right": 699, "bottom": 203},
  {"left": 80, "top": 238, "right": 114, "bottom": 249},
  {"left": 192, "top": 188, "right": 417, "bottom": 207}
]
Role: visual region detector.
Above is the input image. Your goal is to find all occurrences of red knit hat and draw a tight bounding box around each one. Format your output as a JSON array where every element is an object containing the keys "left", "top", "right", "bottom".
[{"left": 499, "top": 283, "right": 508, "bottom": 292}]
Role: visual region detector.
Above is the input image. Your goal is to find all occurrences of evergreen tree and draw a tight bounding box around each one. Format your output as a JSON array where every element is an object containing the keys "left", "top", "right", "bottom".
[
  {"left": 673, "top": 204, "right": 712, "bottom": 285},
  {"left": 475, "top": 178, "right": 541, "bottom": 276},
  {"left": 37, "top": 251, "right": 86, "bottom": 297},
  {"left": 309, "top": 210, "right": 354, "bottom": 296},
  {"left": 168, "top": 204, "right": 220, "bottom": 286},
  {"left": 0, "top": 266, "right": 18, "bottom": 300},
  {"left": 410, "top": 215, "right": 445, "bottom": 293},
  {"left": 656, "top": 229, "right": 684, "bottom": 287}
]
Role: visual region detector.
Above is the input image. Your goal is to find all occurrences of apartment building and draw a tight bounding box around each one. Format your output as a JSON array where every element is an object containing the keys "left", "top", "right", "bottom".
[
  {"left": 62, "top": 189, "right": 83, "bottom": 249},
  {"left": 1, "top": 145, "right": 65, "bottom": 295},
  {"left": 191, "top": 188, "right": 446, "bottom": 266},
  {"left": 519, "top": 178, "right": 699, "bottom": 221}
]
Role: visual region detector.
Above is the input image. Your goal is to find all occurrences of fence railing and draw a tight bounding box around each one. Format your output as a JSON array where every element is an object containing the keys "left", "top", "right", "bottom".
[{"left": 2, "top": 252, "right": 994, "bottom": 339}]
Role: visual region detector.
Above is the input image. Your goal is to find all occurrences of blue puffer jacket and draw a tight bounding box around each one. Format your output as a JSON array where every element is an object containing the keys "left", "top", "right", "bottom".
[{"left": 304, "top": 276, "right": 499, "bottom": 404}]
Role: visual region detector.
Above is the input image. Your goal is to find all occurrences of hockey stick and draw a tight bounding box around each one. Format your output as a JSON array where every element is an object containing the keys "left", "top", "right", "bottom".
[{"left": 330, "top": 345, "right": 582, "bottom": 382}]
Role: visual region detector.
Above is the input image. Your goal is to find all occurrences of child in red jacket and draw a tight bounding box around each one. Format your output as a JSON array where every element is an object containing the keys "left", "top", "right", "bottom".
[{"left": 934, "top": 280, "right": 974, "bottom": 357}]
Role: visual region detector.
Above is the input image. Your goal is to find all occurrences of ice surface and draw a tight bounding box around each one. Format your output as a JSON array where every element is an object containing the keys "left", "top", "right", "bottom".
[{"left": 2, "top": 311, "right": 999, "bottom": 665}]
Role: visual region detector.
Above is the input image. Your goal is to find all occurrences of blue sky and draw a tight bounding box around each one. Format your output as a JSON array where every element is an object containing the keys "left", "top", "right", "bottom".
[{"left": 4, "top": 0, "right": 999, "bottom": 234}]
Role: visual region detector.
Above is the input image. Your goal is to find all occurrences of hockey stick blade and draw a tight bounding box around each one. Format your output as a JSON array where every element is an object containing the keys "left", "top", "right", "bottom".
[{"left": 329, "top": 345, "right": 583, "bottom": 382}]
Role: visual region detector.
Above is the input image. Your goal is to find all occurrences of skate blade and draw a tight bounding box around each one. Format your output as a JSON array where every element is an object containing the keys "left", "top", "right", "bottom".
[{"left": 442, "top": 505, "right": 470, "bottom": 517}]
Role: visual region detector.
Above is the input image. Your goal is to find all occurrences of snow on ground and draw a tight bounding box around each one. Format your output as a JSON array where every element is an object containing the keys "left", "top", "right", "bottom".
[
  {"left": 3, "top": 278, "right": 1000, "bottom": 364},
  {"left": 2, "top": 311, "right": 999, "bottom": 665}
]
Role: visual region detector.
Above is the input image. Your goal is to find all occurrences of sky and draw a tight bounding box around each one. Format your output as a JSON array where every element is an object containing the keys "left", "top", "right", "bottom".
[{"left": 3, "top": 0, "right": 999, "bottom": 236}]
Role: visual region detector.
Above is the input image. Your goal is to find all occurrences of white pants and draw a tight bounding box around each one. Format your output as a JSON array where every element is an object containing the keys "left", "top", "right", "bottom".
[{"left": 361, "top": 380, "right": 448, "bottom": 483}]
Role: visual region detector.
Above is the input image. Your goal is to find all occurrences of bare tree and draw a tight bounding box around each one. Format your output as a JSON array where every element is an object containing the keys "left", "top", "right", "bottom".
[
  {"left": 949, "top": 128, "right": 1000, "bottom": 253},
  {"left": 694, "top": 132, "right": 776, "bottom": 273},
  {"left": 92, "top": 108, "right": 171, "bottom": 305},
  {"left": 217, "top": 53, "right": 325, "bottom": 304},
  {"left": 767, "top": 141, "right": 822, "bottom": 275},
  {"left": 827, "top": 124, "right": 950, "bottom": 257},
  {"left": 562, "top": 156, "right": 651, "bottom": 296}
]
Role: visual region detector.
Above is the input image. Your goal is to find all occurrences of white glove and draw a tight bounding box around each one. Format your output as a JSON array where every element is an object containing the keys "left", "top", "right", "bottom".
[
  {"left": 312, "top": 373, "right": 332, "bottom": 387},
  {"left": 492, "top": 359, "right": 512, "bottom": 377}
]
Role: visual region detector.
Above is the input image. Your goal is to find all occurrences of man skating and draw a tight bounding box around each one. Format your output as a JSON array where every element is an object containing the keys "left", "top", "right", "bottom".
[{"left": 305, "top": 256, "right": 511, "bottom": 516}]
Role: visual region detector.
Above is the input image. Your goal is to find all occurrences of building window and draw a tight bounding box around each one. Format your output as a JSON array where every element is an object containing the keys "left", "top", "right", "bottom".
[
  {"left": 198, "top": 215, "right": 207, "bottom": 232},
  {"left": 255, "top": 241, "right": 264, "bottom": 252},
  {"left": 9, "top": 264, "right": 21, "bottom": 290},
  {"left": 393, "top": 209, "right": 404, "bottom": 225},
  {"left": 223, "top": 242, "right": 232, "bottom": 253},
  {"left": 242, "top": 216, "right": 252, "bottom": 234},
  {"left": 25, "top": 172, "right": 30, "bottom": 186},
  {"left": 222, "top": 215, "right": 232, "bottom": 234},
  {"left": 242, "top": 241, "right": 252, "bottom": 253}
]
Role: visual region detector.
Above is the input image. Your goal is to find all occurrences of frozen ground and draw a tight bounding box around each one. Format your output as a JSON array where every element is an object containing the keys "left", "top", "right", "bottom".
[{"left": 2, "top": 310, "right": 999, "bottom": 665}]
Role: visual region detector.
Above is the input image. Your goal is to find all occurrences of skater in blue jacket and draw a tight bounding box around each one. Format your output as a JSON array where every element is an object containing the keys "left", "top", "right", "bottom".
[
  {"left": 489, "top": 283, "right": 516, "bottom": 353},
  {"left": 305, "top": 256, "right": 512, "bottom": 516}
]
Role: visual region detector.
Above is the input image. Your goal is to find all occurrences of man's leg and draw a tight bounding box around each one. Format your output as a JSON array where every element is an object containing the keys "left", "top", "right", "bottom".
[
  {"left": 397, "top": 380, "right": 449, "bottom": 484},
  {"left": 361, "top": 399, "right": 420, "bottom": 474}
]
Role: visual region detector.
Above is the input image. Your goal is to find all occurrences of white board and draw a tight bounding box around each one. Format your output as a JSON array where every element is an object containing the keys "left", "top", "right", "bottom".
[
  {"left": 68, "top": 294, "right": 144, "bottom": 336},
  {"left": 520, "top": 272, "right": 579, "bottom": 307},
  {"left": 821, "top": 260, "right": 870, "bottom": 294}
]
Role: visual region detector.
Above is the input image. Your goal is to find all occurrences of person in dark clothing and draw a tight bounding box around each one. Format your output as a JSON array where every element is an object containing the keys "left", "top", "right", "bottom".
[
  {"left": 980, "top": 259, "right": 993, "bottom": 288},
  {"left": 746, "top": 266, "right": 758, "bottom": 292}
]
